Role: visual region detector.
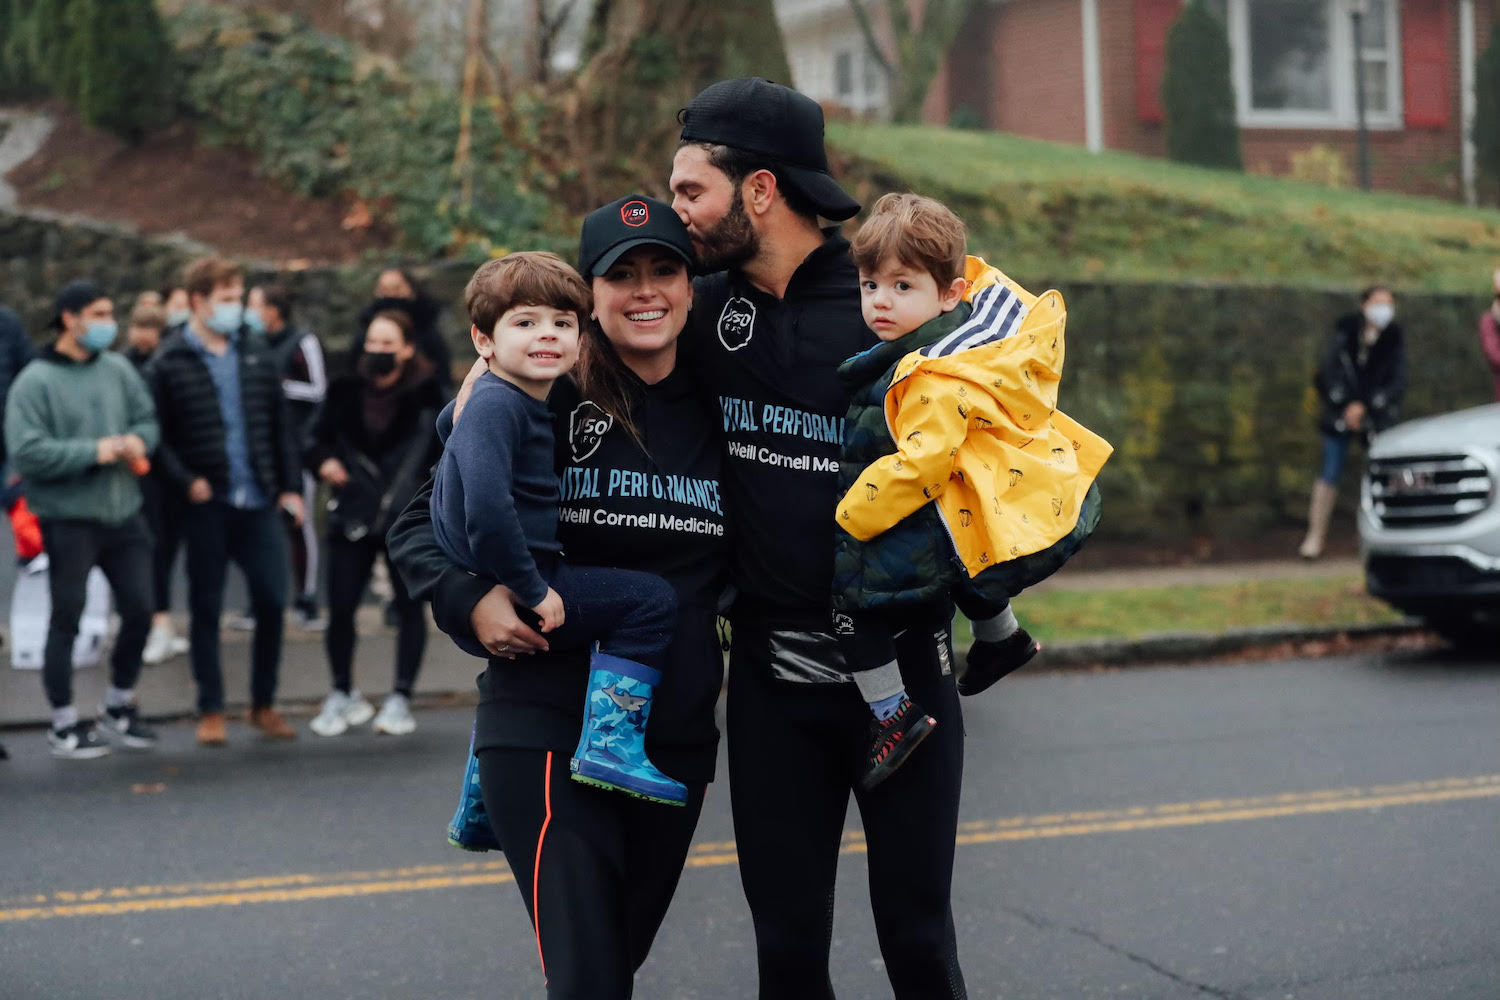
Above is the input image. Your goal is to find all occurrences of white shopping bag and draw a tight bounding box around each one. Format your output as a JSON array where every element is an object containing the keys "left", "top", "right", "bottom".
[{"left": 9, "top": 555, "right": 114, "bottom": 669}]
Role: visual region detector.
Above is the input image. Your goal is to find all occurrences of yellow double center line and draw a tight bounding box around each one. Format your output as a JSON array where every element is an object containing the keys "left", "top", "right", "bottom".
[{"left": 4, "top": 774, "right": 1496, "bottom": 924}]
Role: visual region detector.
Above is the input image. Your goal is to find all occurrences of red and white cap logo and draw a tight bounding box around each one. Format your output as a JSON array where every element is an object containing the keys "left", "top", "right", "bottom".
[{"left": 621, "top": 200, "right": 650, "bottom": 227}]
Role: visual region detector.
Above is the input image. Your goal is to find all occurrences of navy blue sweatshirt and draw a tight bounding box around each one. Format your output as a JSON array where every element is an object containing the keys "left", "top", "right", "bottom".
[
  {"left": 388, "top": 366, "right": 730, "bottom": 782},
  {"left": 430, "top": 372, "right": 561, "bottom": 607}
]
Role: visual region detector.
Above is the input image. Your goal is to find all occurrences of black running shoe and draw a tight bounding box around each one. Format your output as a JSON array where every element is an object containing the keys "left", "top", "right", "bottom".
[
  {"left": 97, "top": 704, "right": 158, "bottom": 749},
  {"left": 958, "top": 628, "right": 1040, "bottom": 697},
  {"left": 47, "top": 721, "right": 111, "bottom": 759},
  {"left": 858, "top": 697, "right": 937, "bottom": 791}
]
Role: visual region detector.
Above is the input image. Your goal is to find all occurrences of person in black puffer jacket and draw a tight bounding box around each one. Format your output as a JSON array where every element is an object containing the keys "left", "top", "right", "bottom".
[
  {"left": 1298, "top": 284, "right": 1407, "bottom": 560},
  {"left": 145, "top": 257, "right": 304, "bottom": 746},
  {"left": 303, "top": 307, "right": 444, "bottom": 737}
]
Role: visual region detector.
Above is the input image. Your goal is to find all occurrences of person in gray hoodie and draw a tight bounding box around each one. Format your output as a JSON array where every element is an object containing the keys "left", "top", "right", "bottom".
[{"left": 4, "top": 281, "right": 160, "bottom": 759}]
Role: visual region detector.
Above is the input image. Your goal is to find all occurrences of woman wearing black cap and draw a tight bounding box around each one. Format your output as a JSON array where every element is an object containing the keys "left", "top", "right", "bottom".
[{"left": 388, "top": 195, "right": 728, "bottom": 998}]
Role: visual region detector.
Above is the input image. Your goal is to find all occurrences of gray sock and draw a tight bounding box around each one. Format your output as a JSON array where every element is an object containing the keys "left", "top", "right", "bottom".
[
  {"left": 105, "top": 687, "right": 134, "bottom": 709},
  {"left": 852, "top": 661, "right": 906, "bottom": 704},
  {"left": 971, "top": 604, "right": 1019, "bottom": 643},
  {"left": 52, "top": 705, "right": 78, "bottom": 731}
]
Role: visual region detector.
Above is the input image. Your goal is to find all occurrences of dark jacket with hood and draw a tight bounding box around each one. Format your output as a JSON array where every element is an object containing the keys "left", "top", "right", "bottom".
[
  {"left": 1315, "top": 313, "right": 1407, "bottom": 436},
  {"left": 145, "top": 325, "right": 300, "bottom": 502},
  {"left": 304, "top": 357, "right": 445, "bottom": 543}
]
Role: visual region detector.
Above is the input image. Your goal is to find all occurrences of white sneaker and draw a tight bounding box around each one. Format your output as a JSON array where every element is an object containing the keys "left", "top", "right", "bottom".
[
  {"left": 141, "top": 623, "right": 177, "bottom": 665},
  {"left": 309, "top": 690, "right": 375, "bottom": 737},
  {"left": 372, "top": 693, "right": 416, "bottom": 736}
]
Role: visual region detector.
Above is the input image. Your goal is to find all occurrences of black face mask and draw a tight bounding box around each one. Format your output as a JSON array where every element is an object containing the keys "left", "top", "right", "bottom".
[{"left": 359, "top": 352, "right": 399, "bottom": 379}]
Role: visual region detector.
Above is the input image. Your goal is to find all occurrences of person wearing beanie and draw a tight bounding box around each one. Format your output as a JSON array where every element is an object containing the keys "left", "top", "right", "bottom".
[{"left": 4, "top": 280, "right": 160, "bottom": 758}]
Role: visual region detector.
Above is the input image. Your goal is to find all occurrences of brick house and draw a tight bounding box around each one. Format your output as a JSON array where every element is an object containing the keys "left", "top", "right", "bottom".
[{"left": 778, "top": 0, "right": 1493, "bottom": 202}]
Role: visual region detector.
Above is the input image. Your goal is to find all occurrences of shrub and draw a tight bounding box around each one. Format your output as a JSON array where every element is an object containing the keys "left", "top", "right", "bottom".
[
  {"left": 0, "top": 0, "right": 172, "bottom": 139},
  {"left": 170, "top": 5, "right": 545, "bottom": 259},
  {"left": 1162, "top": 0, "right": 1242, "bottom": 170}
]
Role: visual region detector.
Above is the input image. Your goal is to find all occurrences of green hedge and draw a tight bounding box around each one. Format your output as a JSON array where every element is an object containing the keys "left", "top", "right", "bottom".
[{"left": 1042, "top": 280, "right": 1494, "bottom": 540}]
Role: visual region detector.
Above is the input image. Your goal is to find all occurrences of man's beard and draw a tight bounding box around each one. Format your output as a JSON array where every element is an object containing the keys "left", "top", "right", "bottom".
[{"left": 695, "top": 189, "right": 760, "bottom": 273}]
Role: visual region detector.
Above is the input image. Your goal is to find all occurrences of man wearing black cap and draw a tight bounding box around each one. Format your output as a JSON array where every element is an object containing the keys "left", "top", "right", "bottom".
[
  {"left": 671, "top": 79, "right": 969, "bottom": 998},
  {"left": 4, "top": 281, "right": 160, "bottom": 759}
]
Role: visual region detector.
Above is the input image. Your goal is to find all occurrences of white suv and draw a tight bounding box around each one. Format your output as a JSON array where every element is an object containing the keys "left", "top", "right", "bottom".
[{"left": 1358, "top": 403, "right": 1500, "bottom": 645}]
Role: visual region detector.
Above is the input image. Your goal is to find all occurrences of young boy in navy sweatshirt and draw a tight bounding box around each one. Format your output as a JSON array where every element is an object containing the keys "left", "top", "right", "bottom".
[{"left": 431, "top": 252, "right": 686, "bottom": 807}]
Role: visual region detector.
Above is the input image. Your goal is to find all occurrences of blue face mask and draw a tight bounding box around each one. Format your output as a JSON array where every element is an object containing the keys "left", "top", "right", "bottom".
[
  {"left": 207, "top": 302, "right": 244, "bottom": 336},
  {"left": 79, "top": 320, "right": 118, "bottom": 353},
  {"left": 244, "top": 308, "right": 267, "bottom": 336},
  {"left": 167, "top": 308, "right": 191, "bottom": 327}
]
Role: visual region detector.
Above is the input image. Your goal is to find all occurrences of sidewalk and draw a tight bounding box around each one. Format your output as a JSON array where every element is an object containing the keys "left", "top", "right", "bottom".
[
  {"left": 0, "top": 606, "right": 485, "bottom": 730},
  {"left": 0, "top": 557, "right": 1396, "bottom": 730}
]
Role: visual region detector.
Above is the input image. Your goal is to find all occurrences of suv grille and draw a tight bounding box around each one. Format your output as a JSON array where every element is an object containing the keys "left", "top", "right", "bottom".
[{"left": 1366, "top": 454, "right": 1494, "bottom": 528}]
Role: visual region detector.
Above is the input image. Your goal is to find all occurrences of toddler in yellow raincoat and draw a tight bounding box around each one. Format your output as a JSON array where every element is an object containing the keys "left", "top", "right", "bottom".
[{"left": 832, "top": 194, "right": 1112, "bottom": 789}]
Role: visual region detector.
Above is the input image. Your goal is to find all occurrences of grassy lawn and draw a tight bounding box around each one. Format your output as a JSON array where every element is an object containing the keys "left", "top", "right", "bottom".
[
  {"left": 829, "top": 123, "right": 1500, "bottom": 294},
  {"left": 951, "top": 575, "right": 1402, "bottom": 644}
]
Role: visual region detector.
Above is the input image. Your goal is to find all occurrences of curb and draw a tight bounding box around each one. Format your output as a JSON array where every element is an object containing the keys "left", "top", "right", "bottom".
[{"left": 1037, "top": 620, "right": 1430, "bottom": 669}]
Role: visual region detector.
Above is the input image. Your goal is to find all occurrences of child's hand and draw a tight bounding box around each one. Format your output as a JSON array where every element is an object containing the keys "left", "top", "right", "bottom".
[{"left": 531, "top": 588, "right": 565, "bottom": 632}]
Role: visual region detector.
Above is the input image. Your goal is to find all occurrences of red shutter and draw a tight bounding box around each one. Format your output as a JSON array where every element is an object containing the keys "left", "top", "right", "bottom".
[
  {"left": 1136, "top": 0, "right": 1183, "bottom": 123},
  {"left": 1402, "top": 0, "right": 1452, "bottom": 128}
]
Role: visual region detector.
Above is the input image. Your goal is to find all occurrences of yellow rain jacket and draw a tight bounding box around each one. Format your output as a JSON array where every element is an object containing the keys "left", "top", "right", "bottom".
[{"left": 835, "top": 257, "right": 1112, "bottom": 579}]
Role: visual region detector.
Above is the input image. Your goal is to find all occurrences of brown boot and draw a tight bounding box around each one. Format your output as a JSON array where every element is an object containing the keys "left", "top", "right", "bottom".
[
  {"left": 196, "top": 712, "right": 228, "bottom": 747},
  {"left": 1298, "top": 481, "right": 1338, "bottom": 559},
  {"left": 247, "top": 706, "right": 297, "bottom": 741}
]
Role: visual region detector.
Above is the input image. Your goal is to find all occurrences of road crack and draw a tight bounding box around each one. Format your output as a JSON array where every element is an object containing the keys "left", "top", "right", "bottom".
[{"left": 1000, "top": 906, "right": 1251, "bottom": 1000}]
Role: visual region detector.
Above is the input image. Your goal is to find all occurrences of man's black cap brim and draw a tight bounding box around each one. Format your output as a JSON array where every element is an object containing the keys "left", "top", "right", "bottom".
[
  {"left": 780, "top": 163, "right": 860, "bottom": 222},
  {"left": 589, "top": 238, "right": 695, "bottom": 277}
]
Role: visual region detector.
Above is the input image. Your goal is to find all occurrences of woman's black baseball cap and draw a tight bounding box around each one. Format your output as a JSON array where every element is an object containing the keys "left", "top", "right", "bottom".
[
  {"left": 678, "top": 78, "right": 860, "bottom": 222},
  {"left": 578, "top": 195, "right": 695, "bottom": 277}
]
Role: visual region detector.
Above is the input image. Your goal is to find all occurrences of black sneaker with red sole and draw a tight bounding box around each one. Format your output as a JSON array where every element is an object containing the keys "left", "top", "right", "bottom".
[
  {"left": 858, "top": 697, "right": 937, "bottom": 791},
  {"left": 958, "top": 628, "right": 1040, "bottom": 696}
]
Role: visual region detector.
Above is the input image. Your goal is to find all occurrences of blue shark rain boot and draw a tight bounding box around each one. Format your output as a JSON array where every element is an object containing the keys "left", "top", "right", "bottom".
[
  {"left": 447, "top": 725, "right": 503, "bottom": 851},
  {"left": 570, "top": 651, "right": 688, "bottom": 806}
]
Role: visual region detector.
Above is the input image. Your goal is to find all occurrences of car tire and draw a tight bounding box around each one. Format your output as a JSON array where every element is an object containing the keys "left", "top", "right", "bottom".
[{"left": 1424, "top": 613, "right": 1500, "bottom": 653}]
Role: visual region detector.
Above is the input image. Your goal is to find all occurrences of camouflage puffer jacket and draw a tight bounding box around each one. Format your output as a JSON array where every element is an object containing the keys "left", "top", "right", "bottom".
[{"left": 831, "top": 304, "right": 971, "bottom": 613}]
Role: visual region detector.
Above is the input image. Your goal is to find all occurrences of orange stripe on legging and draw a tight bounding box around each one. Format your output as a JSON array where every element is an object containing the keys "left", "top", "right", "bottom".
[{"left": 531, "top": 751, "right": 554, "bottom": 980}]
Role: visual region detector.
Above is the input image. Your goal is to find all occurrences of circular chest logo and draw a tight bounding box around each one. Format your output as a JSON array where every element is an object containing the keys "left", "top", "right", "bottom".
[
  {"left": 621, "top": 200, "right": 650, "bottom": 227},
  {"left": 717, "top": 296, "right": 757, "bottom": 352}
]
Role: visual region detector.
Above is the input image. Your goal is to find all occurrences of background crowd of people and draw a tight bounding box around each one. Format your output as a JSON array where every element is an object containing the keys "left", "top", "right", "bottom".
[{"left": 0, "top": 261, "right": 452, "bottom": 758}]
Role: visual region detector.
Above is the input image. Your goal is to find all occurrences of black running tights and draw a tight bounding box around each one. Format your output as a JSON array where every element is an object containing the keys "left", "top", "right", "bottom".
[{"left": 726, "top": 614, "right": 968, "bottom": 1000}]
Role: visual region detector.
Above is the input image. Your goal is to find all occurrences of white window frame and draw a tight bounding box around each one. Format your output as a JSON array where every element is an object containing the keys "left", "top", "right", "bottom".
[{"left": 1226, "top": 0, "right": 1404, "bottom": 130}]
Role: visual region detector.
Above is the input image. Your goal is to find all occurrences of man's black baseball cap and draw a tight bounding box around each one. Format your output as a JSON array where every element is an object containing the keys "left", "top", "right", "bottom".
[
  {"left": 578, "top": 195, "right": 695, "bottom": 277},
  {"left": 49, "top": 279, "right": 108, "bottom": 330},
  {"left": 678, "top": 78, "right": 860, "bottom": 222}
]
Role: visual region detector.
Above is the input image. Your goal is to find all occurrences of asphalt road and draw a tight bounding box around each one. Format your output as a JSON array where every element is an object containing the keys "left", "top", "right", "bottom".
[{"left": 3, "top": 646, "right": 1497, "bottom": 1000}]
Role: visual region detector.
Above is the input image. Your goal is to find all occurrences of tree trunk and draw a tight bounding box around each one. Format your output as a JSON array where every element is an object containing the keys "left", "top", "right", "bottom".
[{"left": 555, "top": 0, "right": 790, "bottom": 209}]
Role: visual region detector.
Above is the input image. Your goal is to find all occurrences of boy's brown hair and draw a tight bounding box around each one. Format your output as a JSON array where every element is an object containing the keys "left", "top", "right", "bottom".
[
  {"left": 465, "top": 252, "right": 591, "bottom": 335},
  {"left": 129, "top": 301, "right": 167, "bottom": 331},
  {"left": 850, "top": 193, "right": 967, "bottom": 288},
  {"left": 182, "top": 257, "right": 244, "bottom": 301}
]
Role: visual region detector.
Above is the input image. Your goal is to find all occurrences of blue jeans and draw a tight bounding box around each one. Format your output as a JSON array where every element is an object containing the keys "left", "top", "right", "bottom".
[
  {"left": 1319, "top": 433, "right": 1353, "bottom": 485},
  {"left": 182, "top": 502, "right": 289, "bottom": 712}
]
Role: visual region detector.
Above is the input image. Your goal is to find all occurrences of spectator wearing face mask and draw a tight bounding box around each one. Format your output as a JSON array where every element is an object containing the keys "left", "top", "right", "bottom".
[
  {"left": 4, "top": 280, "right": 160, "bottom": 758},
  {"left": 303, "top": 307, "right": 444, "bottom": 737},
  {"left": 1480, "top": 270, "right": 1500, "bottom": 403},
  {"left": 355, "top": 267, "right": 452, "bottom": 390},
  {"left": 145, "top": 257, "right": 306, "bottom": 747},
  {"left": 246, "top": 284, "right": 328, "bottom": 630},
  {"left": 120, "top": 299, "right": 190, "bottom": 666},
  {"left": 1299, "top": 284, "right": 1407, "bottom": 560}
]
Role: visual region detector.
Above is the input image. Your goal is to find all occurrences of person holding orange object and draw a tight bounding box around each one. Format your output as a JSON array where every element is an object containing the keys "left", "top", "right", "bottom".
[{"left": 3, "top": 280, "right": 160, "bottom": 758}]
